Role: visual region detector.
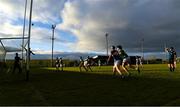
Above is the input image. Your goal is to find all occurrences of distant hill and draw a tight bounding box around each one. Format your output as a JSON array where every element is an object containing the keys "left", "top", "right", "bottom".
[
  {"left": 5, "top": 51, "right": 170, "bottom": 60},
  {"left": 6, "top": 52, "right": 100, "bottom": 60}
]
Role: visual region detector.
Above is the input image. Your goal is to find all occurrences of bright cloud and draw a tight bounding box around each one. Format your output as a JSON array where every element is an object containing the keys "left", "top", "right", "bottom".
[{"left": 0, "top": 0, "right": 70, "bottom": 53}]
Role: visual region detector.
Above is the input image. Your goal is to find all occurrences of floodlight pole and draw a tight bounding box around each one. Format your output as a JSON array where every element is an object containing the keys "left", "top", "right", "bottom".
[
  {"left": 22, "top": 0, "right": 28, "bottom": 69},
  {"left": 105, "top": 33, "right": 109, "bottom": 56},
  {"left": 51, "top": 24, "right": 56, "bottom": 67},
  {"left": 26, "top": 0, "right": 33, "bottom": 81}
]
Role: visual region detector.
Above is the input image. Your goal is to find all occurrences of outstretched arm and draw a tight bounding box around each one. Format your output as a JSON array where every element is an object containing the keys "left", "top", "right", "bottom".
[
  {"left": 22, "top": 46, "right": 35, "bottom": 55},
  {"left": 30, "top": 51, "right": 35, "bottom": 55}
]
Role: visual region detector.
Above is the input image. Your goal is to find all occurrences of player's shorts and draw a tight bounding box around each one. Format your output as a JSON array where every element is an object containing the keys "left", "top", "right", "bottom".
[
  {"left": 169, "top": 59, "right": 174, "bottom": 64},
  {"left": 56, "top": 64, "right": 59, "bottom": 68},
  {"left": 123, "top": 58, "right": 127, "bottom": 63},
  {"left": 122, "top": 57, "right": 130, "bottom": 64},
  {"left": 136, "top": 58, "right": 141, "bottom": 65},
  {"left": 84, "top": 61, "right": 88, "bottom": 66},
  {"left": 114, "top": 60, "right": 121, "bottom": 66}
]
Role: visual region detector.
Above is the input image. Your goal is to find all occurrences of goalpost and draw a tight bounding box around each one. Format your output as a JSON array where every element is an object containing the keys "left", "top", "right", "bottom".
[
  {"left": 0, "top": 0, "right": 33, "bottom": 81},
  {"left": 0, "top": 40, "right": 6, "bottom": 62},
  {"left": 0, "top": 40, "right": 6, "bottom": 71},
  {"left": 0, "top": 37, "right": 28, "bottom": 72}
]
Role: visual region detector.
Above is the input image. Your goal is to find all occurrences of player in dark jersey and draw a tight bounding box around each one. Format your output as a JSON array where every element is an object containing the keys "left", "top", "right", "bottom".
[
  {"left": 79, "top": 56, "right": 87, "bottom": 72},
  {"left": 59, "top": 58, "right": 63, "bottom": 71},
  {"left": 12, "top": 53, "right": 22, "bottom": 73},
  {"left": 84, "top": 56, "right": 93, "bottom": 72},
  {"left": 55, "top": 57, "right": 60, "bottom": 71},
  {"left": 135, "top": 56, "right": 143, "bottom": 73},
  {"left": 107, "top": 46, "right": 123, "bottom": 77},
  {"left": 166, "top": 47, "right": 177, "bottom": 72},
  {"left": 117, "top": 45, "right": 129, "bottom": 75}
]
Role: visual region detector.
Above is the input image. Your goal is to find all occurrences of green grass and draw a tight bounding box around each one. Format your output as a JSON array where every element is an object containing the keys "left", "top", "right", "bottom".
[{"left": 1, "top": 64, "right": 180, "bottom": 106}]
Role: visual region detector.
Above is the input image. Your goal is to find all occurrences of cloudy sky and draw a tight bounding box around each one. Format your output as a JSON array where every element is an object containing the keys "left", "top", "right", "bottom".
[{"left": 0, "top": 0, "right": 180, "bottom": 57}]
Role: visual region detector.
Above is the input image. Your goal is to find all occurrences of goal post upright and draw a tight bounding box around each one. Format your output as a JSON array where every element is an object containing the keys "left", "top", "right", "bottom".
[{"left": 26, "top": 0, "right": 33, "bottom": 81}]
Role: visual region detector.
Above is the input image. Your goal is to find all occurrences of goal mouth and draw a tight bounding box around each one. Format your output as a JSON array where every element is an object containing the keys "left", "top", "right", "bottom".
[{"left": 0, "top": 37, "right": 28, "bottom": 63}]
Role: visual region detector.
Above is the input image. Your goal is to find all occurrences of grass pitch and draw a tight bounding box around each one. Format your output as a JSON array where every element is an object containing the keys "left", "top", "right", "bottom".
[{"left": 0, "top": 64, "right": 180, "bottom": 106}]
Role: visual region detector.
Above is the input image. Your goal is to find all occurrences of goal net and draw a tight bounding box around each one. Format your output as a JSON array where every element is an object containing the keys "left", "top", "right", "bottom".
[
  {"left": 0, "top": 41, "right": 6, "bottom": 62},
  {"left": 0, "top": 37, "right": 28, "bottom": 72},
  {"left": 0, "top": 40, "right": 6, "bottom": 71}
]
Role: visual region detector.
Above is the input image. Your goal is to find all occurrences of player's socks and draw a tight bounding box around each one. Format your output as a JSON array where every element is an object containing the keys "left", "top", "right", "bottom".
[{"left": 170, "top": 67, "right": 172, "bottom": 72}]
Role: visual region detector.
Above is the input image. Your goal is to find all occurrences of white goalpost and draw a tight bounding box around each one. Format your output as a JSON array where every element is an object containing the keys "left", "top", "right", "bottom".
[
  {"left": 0, "top": 37, "right": 29, "bottom": 72},
  {"left": 0, "top": 0, "right": 33, "bottom": 81}
]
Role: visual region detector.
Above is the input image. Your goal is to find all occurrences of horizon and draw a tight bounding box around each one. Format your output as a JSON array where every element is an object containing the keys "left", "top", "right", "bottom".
[{"left": 5, "top": 51, "right": 168, "bottom": 60}]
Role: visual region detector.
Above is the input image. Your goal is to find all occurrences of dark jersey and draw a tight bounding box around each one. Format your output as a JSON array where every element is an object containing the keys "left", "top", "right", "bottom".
[
  {"left": 14, "top": 56, "right": 21, "bottom": 64},
  {"left": 119, "top": 49, "right": 128, "bottom": 59},
  {"left": 168, "top": 50, "right": 176, "bottom": 60},
  {"left": 80, "top": 57, "right": 84, "bottom": 62},
  {"left": 111, "top": 50, "right": 121, "bottom": 61},
  {"left": 55, "top": 59, "right": 59, "bottom": 64},
  {"left": 59, "top": 59, "right": 63, "bottom": 64}
]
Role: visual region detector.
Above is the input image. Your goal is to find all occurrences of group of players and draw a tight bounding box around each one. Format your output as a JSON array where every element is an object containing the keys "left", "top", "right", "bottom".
[
  {"left": 106, "top": 46, "right": 177, "bottom": 78},
  {"left": 78, "top": 45, "right": 143, "bottom": 77},
  {"left": 79, "top": 56, "right": 93, "bottom": 72},
  {"left": 11, "top": 46, "right": 177, "bottom": 75},
  {"left": 108, "top": 45, "right": 128, "bottom": 77},
  {"left": 106, "top": 46, "right": 177, "bottom": 77},
  {"left": 55, "top": 57, "right": 63, "bottom": 71},
  {"left": 107, "top": 45, "right": 142, "bottom": 78}
]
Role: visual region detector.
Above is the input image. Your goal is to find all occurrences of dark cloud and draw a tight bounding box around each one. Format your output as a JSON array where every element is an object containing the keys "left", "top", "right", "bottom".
[{"left": 60, "top": 0, "right": 180, "bottom": 55}]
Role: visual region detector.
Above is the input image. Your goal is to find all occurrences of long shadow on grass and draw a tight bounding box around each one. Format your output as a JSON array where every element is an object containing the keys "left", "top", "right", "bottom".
[
  {"left": 1, "top": 68, "right": 180, "bottom": 106},
  {"left": 28, "top": 68, "right": 180, "bottom": 106}
]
